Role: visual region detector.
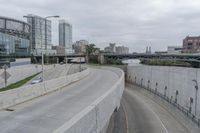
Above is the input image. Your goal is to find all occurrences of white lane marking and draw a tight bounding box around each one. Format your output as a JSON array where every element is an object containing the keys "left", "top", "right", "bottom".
[
  {"left": 149, "top": 107, "right": 169, "bottom": 133},
  {"left": 126, "top": 88, "right": 169, "bottom": 133},
  {"left": 121, "top": 102, "right": 129, "bottom": 133}
]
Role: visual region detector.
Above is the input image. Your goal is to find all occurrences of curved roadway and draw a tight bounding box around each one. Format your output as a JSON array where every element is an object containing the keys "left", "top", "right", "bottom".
[
  {"left": 108, "top": 84, "right": 191, "bottom": 133},
  {"left": 0, "top": 68, "right": 119, "bottom": 133}
]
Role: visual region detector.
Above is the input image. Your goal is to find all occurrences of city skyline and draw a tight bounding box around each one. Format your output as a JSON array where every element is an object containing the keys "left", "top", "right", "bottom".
[{"left": 1, "top": 0, "right": 200, "bottom": 52}]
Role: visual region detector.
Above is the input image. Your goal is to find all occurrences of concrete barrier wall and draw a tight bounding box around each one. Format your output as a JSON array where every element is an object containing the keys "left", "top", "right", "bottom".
[
  {"left": 127, "top": 65, "right": 200, "bottom": 119},
  {"left": 0, "top": 65, "right": 55, "bottom": 88},
  {"left": 53, "top": 67, "right": 125, "bottom": 133},
  {"left": 0, "top": 68, "right": 90, "bottom": 110}
]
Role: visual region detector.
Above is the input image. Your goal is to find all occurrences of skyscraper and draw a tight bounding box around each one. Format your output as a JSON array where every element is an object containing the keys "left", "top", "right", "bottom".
[
  {"left": 59, "top": 20, "right": 73, "bottom": 53},
  {"left": 26, "top": 14, "right": 52, "bottom": 54}
]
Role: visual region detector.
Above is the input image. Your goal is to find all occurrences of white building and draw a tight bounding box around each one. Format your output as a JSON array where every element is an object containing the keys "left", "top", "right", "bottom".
[
  {"left": 73, "top": 40, "right": 89, "bottom": 54},
  {"left": 167, "top": 46, "right": 183, "bottom": 54},
  {"left": 59, "top": 20, "right": 73, "bottom": 54},
  {"left": 116, "top": 46, "right": 129, "bottom": 54},
  {"left": 104, "top": 43, "right": 116, "bottom": 53},
  {"left": 104, "top": 43, "right": 129, "bottom": 54}
]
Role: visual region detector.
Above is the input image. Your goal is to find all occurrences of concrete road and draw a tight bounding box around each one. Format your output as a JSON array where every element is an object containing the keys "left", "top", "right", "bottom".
[
  {"left": 108, "top": 84, "right": 191, "bottom": 133},
  {"left": 0, "top": 68, "right": 119, "bottom": 133}
]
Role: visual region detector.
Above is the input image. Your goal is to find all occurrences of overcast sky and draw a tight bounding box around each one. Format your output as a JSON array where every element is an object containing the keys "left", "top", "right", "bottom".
[{"left": 1, "top": 0, "right": 200, "bottom": 52}]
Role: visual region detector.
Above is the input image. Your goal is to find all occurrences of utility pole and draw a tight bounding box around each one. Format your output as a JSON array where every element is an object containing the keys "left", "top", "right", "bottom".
[
  {"left": 79, "top": 57, "right": 81, "bottom": 72},
  {"left": 24, "top": 15, "right": 59, "bottom": 82},
  {"left": 3, "top": 65, "right": 8, "bottom": 87},
  {"left": 192, "top": 79, "right": 198, "bottom": 116}
]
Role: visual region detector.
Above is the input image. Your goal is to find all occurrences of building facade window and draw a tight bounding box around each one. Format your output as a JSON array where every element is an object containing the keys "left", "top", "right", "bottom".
[{"left": 0, "top": 32, "right": 30, "bottom": 56}]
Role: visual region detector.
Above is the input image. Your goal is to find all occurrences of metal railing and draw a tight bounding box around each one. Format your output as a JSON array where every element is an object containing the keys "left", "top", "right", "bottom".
[{"left": 129, "top": 81, "right": 200, "bottom": 127}]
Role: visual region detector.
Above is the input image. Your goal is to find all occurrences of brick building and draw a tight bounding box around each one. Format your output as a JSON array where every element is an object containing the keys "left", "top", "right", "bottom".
[{"left": 183, "top": 36, "right": 200, "bottom": 53}]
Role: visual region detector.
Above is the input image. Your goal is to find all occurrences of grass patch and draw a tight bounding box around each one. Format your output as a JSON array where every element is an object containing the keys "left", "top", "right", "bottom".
[
  {"left": 88, "top": 63, "right": 101, "bottom": 66},
  {"left": 0, "top": 72, "right": 40, "bottom": 92},
  {"left": 104, "top": 58, "right": 123, "bottom": 65},
  {"left": 141, "top": 59, "right": 192, "bottom": 67}
]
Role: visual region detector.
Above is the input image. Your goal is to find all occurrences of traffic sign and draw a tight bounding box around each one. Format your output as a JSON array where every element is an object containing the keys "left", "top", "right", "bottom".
[
  {"left": 2, "top": 64, "right": 8, "bottom": 70},
  {"left": 0, "top": 71, "right": 11, "bottom": 80}
]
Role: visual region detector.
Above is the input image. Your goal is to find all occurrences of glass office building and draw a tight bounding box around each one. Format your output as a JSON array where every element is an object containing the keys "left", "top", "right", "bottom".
[
  {"left": 59, "top": 20, "right": 72, "bottom": 49},
  {"left": 0, "top": 17, "right": 31, "bottom": 56},
  {"left": 26, "top": 14, "right": 52, "bottom": 50}
]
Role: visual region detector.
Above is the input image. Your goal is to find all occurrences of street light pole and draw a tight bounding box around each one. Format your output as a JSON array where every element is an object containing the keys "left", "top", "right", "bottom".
[
  {"left": 44, "top": 16, "right": 59, "bottom": 65},
  {"left": 24, "top": 15, "right": 59, "bottom": 82},
  {"left": 23, "top": 16, "right": 33, "bottom": 55},
  {"left": 24, "top": 16, "right": 44, "bottom": 81},
  {"left": 192, "top": 79, "right": 198, "bottom": 116},
  {"left": 44, "top": 15, "right": 59, "bottom": 51},
  {"left": 79, "top": 57, "right": 81, "bottom": 72}
]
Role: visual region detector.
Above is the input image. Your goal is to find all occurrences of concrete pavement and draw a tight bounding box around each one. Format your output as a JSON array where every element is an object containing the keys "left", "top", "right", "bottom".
[
  {"left": 108, "top": 84, "right": 193, "bottom": 133},
  {"left": 0, "top": 68, "right": 119, "bottom": 133}
]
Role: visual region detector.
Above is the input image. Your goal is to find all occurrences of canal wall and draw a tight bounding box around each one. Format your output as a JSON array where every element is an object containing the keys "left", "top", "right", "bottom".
[{"left": 127, "top": 65, "right": 200, "bottom": 119}]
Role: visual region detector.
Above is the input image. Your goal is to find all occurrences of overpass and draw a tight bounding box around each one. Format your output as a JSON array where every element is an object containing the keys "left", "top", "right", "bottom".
[
  {"left": 2, "top": 53, "right": 200, "bottom": 65},
  {"left": 104, "top": 53, "right": 200, "bottom": 67},
  {"left": 0, "top": 66, "right": 124, "bottom": 133},
  {"left": 104, "top": 53, "right": 200, "bottom": 60},
  {"left": 25, "top": 53, "right": 200, "bottom": 67}
]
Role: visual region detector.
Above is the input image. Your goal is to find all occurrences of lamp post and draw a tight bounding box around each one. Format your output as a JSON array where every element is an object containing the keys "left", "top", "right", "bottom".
[
  {"left": 141, "top": 78, "right": 143, "bottom": 86},
  {"left": 164, "top": 86, "right": 167, "bottom": 97},
  {"left": 44, "top": 16, "right": 59, "bottom": 51},
  {"left": 23, "top": 16, "right": 33, "bottom": 55},
  {"left": 189, "top": 97, "right": 193, "bottom": 113},
  {"left": 79, "top": 57, "right": 82, "bottom": 72},
  {"left": 24, "top": 15, "right": 59, "bottom": 81},
  {"left": 44, "top": 16, "right": 59, "bottom": 65},
  {"left": 192, "top": 79, "right": 198, "bottom": 116},
  {"left": 155, "top": 82, "right": 158, "bottom": 93},
  {"left": 148, "top": 80, "right": 150, "bottom": 90},
  {"left": 175, "top": 90, "right": 179, "bottom": 103}
]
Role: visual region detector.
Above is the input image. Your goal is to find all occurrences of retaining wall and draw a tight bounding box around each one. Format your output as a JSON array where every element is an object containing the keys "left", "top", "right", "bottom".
[
  {"left": 0, "top": 67, "right": 90, "bottom": 110},
  {"left": 53, "top": 67, "right": 125, "bottom": 133},
  {"left": 127, "top": 65, "right": 200, "bottom": 119}
]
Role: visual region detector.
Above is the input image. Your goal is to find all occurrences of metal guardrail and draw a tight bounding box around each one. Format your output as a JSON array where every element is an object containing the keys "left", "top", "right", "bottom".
[{"left": 130, "top": 81, "right": 200, "bottom": 127}]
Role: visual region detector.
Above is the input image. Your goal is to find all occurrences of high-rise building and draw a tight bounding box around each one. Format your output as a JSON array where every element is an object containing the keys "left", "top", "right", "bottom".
[
  {"left": 73, "top": 40, "right": 88, "bottom": 54},
  {"left": 59, "top": 20, "right": 73, "bottom": 54},
  {"left": 104, "top": 43, "right": 129, "bottom": 54},
  {"left": 116, "top": 46, "right": 129, "bottom": 54},
  {"left": 26, "top": 14, "right": 52, "bottom": 54},
  {"left": 104, "top": 43, "right": 116, "bottom": 53},
  {"left": 145, "top": 46, "right": 151, "bottom": 54}
]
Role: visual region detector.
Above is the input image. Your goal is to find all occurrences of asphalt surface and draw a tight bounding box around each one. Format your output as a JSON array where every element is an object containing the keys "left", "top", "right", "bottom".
[
  {"left": 107, "top": 104, "right": 127, "bottom": 133},
  {"left": 108, "top": 84, "right": 190, "bottom": 133},
  {"left": 0, "top": 68, "right": 119, "bottom": 133}
]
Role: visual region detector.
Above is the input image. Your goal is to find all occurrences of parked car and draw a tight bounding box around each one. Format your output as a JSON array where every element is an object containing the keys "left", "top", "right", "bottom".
[{"left": 31, "top": 77, "right": 43, "bottom": 84}]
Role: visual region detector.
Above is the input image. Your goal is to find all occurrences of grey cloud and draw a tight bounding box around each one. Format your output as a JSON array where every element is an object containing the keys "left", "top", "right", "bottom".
[{"left": 0, "top": 0, "right": 200, "bottom": 52}]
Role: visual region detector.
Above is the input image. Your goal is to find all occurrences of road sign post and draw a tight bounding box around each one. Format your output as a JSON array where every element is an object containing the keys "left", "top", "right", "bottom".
[{"left": 0, "top": 65, "right": 11, "bottom": 87}]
